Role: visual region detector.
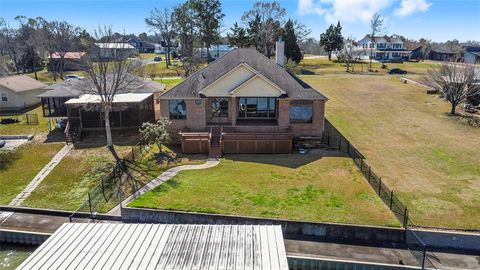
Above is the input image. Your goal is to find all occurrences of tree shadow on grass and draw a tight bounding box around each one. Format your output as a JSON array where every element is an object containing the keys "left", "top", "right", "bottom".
[
  {"left": 225, "top": 149, "right": 349, "bottom": 169},
  {"left": 0, "top": 149, "right": 21, "bottom": 171}
]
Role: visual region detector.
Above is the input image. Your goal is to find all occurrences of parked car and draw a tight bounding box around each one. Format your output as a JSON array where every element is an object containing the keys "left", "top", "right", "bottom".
[
  {"left": 154, "top": 56, "right": 162, "bottom": 62},
  {"left": 65, "top": 74, "right": 84, "bottom": 80},
  {"left": 388, "top": 68, "right": 407, "bottom": 75}
]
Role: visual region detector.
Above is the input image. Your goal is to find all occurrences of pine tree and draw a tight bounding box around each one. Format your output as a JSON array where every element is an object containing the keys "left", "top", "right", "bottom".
[
  {"left": 228, "top": 23, "right": 250, "bottom": 48},
  {"left": 283, "top": 19, "right": 302, "bottom": 63},
  {"left": 319, "top": 21, "right": 344, "bottom": 61}
]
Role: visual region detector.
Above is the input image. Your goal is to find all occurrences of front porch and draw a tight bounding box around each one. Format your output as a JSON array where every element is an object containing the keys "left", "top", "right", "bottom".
[{"left": 179, "top": 125, "right": 293, "bottom": 157}]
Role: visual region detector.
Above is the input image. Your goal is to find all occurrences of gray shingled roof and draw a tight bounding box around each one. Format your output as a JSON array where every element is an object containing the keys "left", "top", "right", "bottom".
[
  {"left": 0, "top": 75, "right": 47, "bottom": 92},
  {"left": 38, "top": 78, "right": 165, "bottom": 98},
  {"left": 160, "top": 48, "right": 327, "bottom": 100}
]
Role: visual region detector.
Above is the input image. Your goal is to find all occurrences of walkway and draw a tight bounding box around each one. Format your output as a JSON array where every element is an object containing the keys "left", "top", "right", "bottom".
[
  {"left": 107, "top": 159, "right": 220, "bottom": 215},
  {"left": 9, "top": 144, "right": 73, "bottom": 207}
]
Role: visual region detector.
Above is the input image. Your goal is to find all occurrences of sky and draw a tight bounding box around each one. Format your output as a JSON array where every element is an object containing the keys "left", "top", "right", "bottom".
[{"left": 0, "top": 0, "right": 479, "bottom": 42}]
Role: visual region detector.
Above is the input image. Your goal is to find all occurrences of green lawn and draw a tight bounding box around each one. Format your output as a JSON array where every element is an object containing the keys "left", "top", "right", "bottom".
[
  {"left": 0, "top": 105, "right": 50, "bottom": 135},
  {"left": 0, "top": 142, "right": 64, "bottom": 205},
  {"left": 303, "top": 75, "right": 480, "bottom": 229},
  {"left": 26, "top": 68, "right": 88, "bottom": 83},
  {"left": 154, "top": 77, "right": 183, "bottom": 91},
  {"left": 22, "top": 144, "right": 205, "bottom": 211},
  {"left": 300, "top": 57, "right": 437, "bottom": 75},
  {"left": 129, "top": 151, "right": 400, "bottom": 227}
]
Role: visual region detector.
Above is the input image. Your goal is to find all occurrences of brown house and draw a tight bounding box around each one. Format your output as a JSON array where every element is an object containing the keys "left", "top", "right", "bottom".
[{"left": 158, "top": 42, "right": 328, "bottom": 157}]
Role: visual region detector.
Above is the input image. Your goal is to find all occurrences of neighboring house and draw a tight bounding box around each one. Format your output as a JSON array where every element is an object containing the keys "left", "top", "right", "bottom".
[
  {"left": 429, "top": 47, "right": 457, "bottom": 61},
  {"left": 127, "top": 37, "right": 156, "bottom": 53},
  {"left": 154, "top": 44, "right": 179, "bottom": 55},
  {"left": 48, "top": 52, "right": 87, "bottom": 71},
  {"left": 158, "top": 41, "right": 327, "bottom": 157},
  {"left": 410, "top": 46, "right": 425, "bottom": 60},
  {"left": 93, "top": 43, "right": 136, "bottom": 59},
  {"left": 355, "top": 35, "right": 411, "bottom": 61},
  {"left": 38, "top": 78, "right": 164, "bottom": 139},
  {"left": 194, "top": 44, "right": 234, "bottom": 60},
  {"left": 0, "top": 75, "right": 47, "bottom": 112},
  {"left": 463, "top": 46, "right": 480, "bottom": 64}
]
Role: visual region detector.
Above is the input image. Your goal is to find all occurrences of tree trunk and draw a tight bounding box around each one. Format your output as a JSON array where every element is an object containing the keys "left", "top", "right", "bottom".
[
  {"left": 206, "top": 46, "right": 210, "bottom": 61},
  {"left": 328, "top": 51, "right": 332, "bottom": 61},
  {"left": 59, "top": 56, "right": 64, "bottom": 79},
  {"left": 450, "top": 103, "right": 457, "bottom": 115},
  {"left": 32, "top": 48, "right": 38, "bottom": 80},
  {"left": 104, "top": 109, "right": 113, "bottom": 147},
  {"left": 166, "top": 46, "right": 170, "bottom": 68},
  {"left": 369, "top": 46, "right": 373, "bottom": 69}
]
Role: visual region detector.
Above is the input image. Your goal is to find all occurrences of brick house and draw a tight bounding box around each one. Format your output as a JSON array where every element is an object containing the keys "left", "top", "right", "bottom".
[{"left": 158, "top": 41, "right": 328, "bottom": 157}]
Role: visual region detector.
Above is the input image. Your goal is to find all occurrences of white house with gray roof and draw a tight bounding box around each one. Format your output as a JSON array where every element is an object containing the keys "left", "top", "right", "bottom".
[{"left": 0, "top": 74, "right": 47, "bottom": 112}]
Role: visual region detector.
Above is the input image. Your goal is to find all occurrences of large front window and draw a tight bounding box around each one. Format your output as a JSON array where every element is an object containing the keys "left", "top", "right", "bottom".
[
  {"left": 169, "top": 99, "right": 187, "bottom": 119},
  {"left": 211, "top": 97, "right": 228, "bottom": 117},
  {"left": 290, "top": 100, "right": 313, "bottom": 123},
  {"left": 238, "top": 97, "right": 276, "bottom": 118}
]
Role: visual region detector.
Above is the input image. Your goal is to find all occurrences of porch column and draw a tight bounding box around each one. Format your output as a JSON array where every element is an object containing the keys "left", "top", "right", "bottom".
[{"left": 231, "top": 97, "right": 237, "bottom": 126}]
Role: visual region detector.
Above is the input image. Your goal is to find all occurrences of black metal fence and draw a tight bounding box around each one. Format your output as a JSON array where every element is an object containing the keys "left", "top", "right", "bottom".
[
  {"left": 69, "top": 145, "right": 147, "bottom": 222},
  {"left": 323, "top": 119, "right": 437, "bottom": 269},
  {"left": 322, "top": 119, "right": 409, "bottom": 226}
]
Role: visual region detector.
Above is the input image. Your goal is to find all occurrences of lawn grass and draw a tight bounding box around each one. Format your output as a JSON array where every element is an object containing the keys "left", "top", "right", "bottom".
[
  {"left": 144, "top": 62, "right": 185, "bottom": 77},
  {"left": 0, "top": 142, "right": 64, "bottom": 205},
  {"left": 0, "top": 105, "right": 50, "bottom": 135},
  {"left": 302, "top": 75, "right": 480, "bottom": 229},
  {"left": 299, "top": 57, "right": 437, "bottom": 75},
  {"left": 154, "top": 77, "right": 183, "bottom": 91},
  {"left": 129, "top": 151, "right": 400, "bottom": 227},
  {"left": 25, "top": 68, "right": 88, "bottom": 83},
  {"left": 22, "top": 144, "right": 205, "bottom": 211}
]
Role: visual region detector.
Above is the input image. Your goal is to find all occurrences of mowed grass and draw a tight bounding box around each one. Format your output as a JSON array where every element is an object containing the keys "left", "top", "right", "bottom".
[
  {"left": 0, "top": 142, "right": 64, "bottom": 205},
  {"left": 154, "top": 77, "right": 183, "bottom": 91},
  {"left": 303, "top": 75, "right": 480, "bottom": 229},
  {"left": 300, "top": 57, "right": 437, "bottom": 75},
  {"left": 0, "top": 105, "right": 49, "bottom": 135},
  {"left": 22, "top": 144, "right": 205, "bottom": 211},
  {"left": 129, "top": 151, "right": 400, "bottom": 227}
]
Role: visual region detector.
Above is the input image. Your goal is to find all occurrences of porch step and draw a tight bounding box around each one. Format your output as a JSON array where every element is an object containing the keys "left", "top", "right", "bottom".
[{"left": 208, "top": 127, "right": 222, "bottom": 159}]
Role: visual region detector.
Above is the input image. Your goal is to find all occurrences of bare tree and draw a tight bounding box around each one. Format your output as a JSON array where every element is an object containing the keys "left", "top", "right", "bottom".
[
  {"left": 424, "top": 62, "right": 480, "bottom": 115},
  {"left": 51, "top": 21, "right": 80, "bottom": 79},
  {"left": 0, "top": 23, "right": 22, "bottom": 74},
  {"left": 242, "top": 1, "right": 286, "bottom": 58},
  {"left": 79, "top": 26, "right": 143, "bottom": 156},
  {"left": 15, "top": 16, "right": 46, "bottom": 80},
  {"left": 146, "top": 8, "right": 176, "bottom": 67},
  {"left": 369, "top": 13, "right": 384, "bottom": 69}
]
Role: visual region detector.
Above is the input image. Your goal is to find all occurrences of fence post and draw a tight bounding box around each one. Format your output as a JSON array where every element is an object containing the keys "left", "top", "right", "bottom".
[
  {"left": 88, "top": 193, "right": 92, "bottom": 214},
  {"left": 327, "top": 134, "right": 330, "bottom": 146},
  {"left": 338, "top": 136, "right": 342, "bottom": 150},
  {"left": 403, "top": 208, "right": 408, "bottom": 227},
  {"left": 389, "top": 190, "right": 394, "bottom": 209},
  {"left": 421, "top": 244, "right": 426, "bottom": 270},
  {"left": 131, "top": 147, "right": 135, "bottom": 162},
  {"left": 101, "top": 178, "right": 107, "bottom": 201},
  {"left": 360, "top": 159, "right": 363, "bottom": 172},
  {"left": 346, "top": 141, "right": 350, "bottom": 156},
  {"left": 378, "top": 177, "right": 381, "bottom": 194},
  {"left": 368, "top": 166, "right": 372, "bottom": 182}
]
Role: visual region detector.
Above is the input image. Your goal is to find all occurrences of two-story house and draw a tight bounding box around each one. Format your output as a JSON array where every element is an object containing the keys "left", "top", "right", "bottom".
[
  {"left": 355, "top": 35, "right": 411, "bottom": 61},
  {"left": 157, "top": 40, "right": 328, "bottom": 157}
]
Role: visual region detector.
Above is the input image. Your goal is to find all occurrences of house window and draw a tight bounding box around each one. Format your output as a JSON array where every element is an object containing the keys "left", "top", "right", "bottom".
[
  {"left": 290, "top": 100, "right": 313, "bottom": 123},
  {"left": 168, "top": 99, "right": 187, "bottom": 119},
  {"left": 212, "top": 98, "right": 228, "bottom": 117},
  {"left": 238, "top": 97, "right": 276, "bottom": 118},
  {"left": 1, "top": 93, "right": 7, "bottom": 102}
]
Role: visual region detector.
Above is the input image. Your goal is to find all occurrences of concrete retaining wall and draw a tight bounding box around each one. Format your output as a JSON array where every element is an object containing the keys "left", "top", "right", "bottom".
[
  {"left": 288, "top": 256, "right": 422, "bottom": 270},
  {"left": 0, "top": 205, "right": 121, "bottom": 221},
  {"left": 122, "top": 207, "right": 406, "bottom": 243},
  {"left": 408, "top": 229, "right": 480, "bottom": 252},
  {"left": 0, "top": 229, "right": 50, "bottom": 245}
]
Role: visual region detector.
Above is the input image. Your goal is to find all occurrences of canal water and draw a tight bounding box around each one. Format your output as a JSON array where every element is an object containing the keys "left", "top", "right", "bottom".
[{"left": 0, "top": 243, "right": 36, "bottom": 270}]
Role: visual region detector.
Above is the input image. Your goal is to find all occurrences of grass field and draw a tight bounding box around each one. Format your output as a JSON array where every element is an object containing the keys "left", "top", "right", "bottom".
[
  {"left": 302, "top": 75, "right": 480, "bottom": 229},
  {"left": 22, "top": 144, "right": 205, "bottom": 211},
  {"left": 299, "top": 57, "right": 437, "bottom": 75},
  {"left": 154, "top": 77, "right": 183, "bottom": 91},
  {"left": 0, "top": 142, "right": 64, "bottom": 205},
  {"left": 0, "top": 105, "right": 50, "bottom": 135},
  {"left": 129, "top": 150, "right": 400, "bottom": 227}
]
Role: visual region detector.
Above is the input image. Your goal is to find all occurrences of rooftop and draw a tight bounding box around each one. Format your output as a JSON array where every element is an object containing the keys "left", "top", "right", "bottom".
[
  {"left": 65, "top": 93, "right": 152, "bottom": 105},
  {"left": 0, "top": 74, "right": 47, "bottom": 92},
  {"left": 160, "top": 48, "right": 327, "bottom": 100},
  {"left": 94, "top": 42, "right": 135, "bottom": 49},
  {"left": 49, "top": 52, "right": 87, "bottom": 59},
  {"left": 17, "top": 223, "right": 288, "bottom": 270}
]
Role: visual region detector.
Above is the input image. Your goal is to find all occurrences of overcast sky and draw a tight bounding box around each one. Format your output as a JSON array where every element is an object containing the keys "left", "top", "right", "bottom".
[{"left": 1, "top": 0, "right": 479, "bottom": 42}]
